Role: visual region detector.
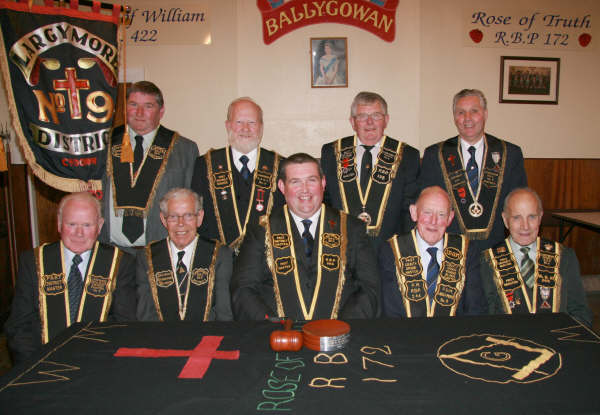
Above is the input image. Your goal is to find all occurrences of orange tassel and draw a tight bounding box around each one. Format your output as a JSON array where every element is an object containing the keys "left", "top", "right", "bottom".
[
  {"left": 120, "top": 130, "right": 133, "bottom": 163},
  {"left": 0, "top": 140, "right": 7, "bottom": 172}
]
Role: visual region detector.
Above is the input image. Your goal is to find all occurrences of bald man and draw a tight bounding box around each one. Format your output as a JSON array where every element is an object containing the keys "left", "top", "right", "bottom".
[
  {"left": 481, "top": 187, "right": 592, "bottom": 327},
  {"left": 378, "top": 186, "right": 485, "bottom": 317}
]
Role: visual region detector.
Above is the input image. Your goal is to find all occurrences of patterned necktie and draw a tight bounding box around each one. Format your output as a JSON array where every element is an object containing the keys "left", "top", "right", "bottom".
[
  {"left": 240, "top": 155, "right": 251, "bottom": 182},
  {"left": 465, "top": 145, "right": 479, "bottom": 193},
  {"left": 360, "top": 145, "right": 374, "bottom": 192},
  {"left": 133, "top": 135, "right": 144, "bottom": 173},
  {"left": 426, "top": 247, "right": 439, "bottom": 303},
  {"left": 68, "top": 254, "right": 84, "bottom": 323},
  {"left": 520, "top": 247, "right": 535, "bottom": 288},
  {"left": 301, "top": 219, "right": 314, "bottom": 258},
  {"left": 176, "top": 250, "right": 188, "bottom": 306}
]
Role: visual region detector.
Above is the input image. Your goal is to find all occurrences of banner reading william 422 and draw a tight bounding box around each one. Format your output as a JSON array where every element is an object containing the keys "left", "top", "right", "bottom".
[{"left": 0, "top": 1, "right": 121, "bottom": 192}]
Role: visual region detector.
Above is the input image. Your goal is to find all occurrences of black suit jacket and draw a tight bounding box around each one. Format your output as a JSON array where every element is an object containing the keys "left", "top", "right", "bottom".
[
  {"left": 378, "top": 232, "right": 486, "bottom": 318},
  {"left": 231, "top": 206, "right": 380, "bottom": 320},
  {"left": 320, "top": 136, "right": 420, "bottom": 251},
  {"left": 191, "top": 147, "right": 285, "bottom": 244},
  {"left": 4, "top": 244, "right": 136, "bottom": 364},
  {"left": 418, "top": 134, "right": 527, "bottom": 253}
]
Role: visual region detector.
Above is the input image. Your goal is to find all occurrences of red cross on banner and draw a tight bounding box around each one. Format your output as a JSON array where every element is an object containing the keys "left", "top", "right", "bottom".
[{"left": 114, "top": 335, "right": 240, "bottom": 379}]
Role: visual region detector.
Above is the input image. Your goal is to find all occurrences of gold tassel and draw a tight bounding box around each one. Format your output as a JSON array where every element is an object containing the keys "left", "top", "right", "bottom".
[
  {"left": 120, "top": 130, "right": 133, "bottom": 163},
  {"left": 0, "top": 139, "right": 7, "bottom": 172}
]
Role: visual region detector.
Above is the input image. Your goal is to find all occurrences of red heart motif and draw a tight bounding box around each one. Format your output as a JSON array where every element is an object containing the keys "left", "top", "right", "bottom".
[
  {"left": 469, "top": 29, "right": 483, "bottom": 43},
  {"left": 579, "top": 33, "right": 591, "bottom": 47}
]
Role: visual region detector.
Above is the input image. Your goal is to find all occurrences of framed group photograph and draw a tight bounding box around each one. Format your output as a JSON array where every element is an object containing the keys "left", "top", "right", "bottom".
[
  {"left": 310, "top": 37, "right": 348, "bottom": 88},
  {"left": 499, "top": 56, "right": 560, "bottom": 104}
]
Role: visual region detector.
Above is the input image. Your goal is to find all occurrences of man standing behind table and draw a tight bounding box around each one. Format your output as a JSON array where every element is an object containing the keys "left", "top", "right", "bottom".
[
  {"left": 320, "top": 91, "right": 420, "bottom": 250},
  {"left": 191, "top": 97, "right": 285, "bottom": 252},
  {"left": 101, "top": 81, "right": 199, "bottom": 253},
  {"left": 136, "top": 188, "right": 233, "bottom": 322},
  {"left": 481, "top": 188, "right": 592, "bottom": 327},
  {"left": 231, "top": 153, "right": 379, "bottom": 321},
  {"left": 419, "top": 88, "right": 527, "bottom": 251},
  {"left": 379, "top": 186, "right": 484, "bottom": 318},
  {"left": 5, "top": 192, "right": 136, "bottom": 364}
]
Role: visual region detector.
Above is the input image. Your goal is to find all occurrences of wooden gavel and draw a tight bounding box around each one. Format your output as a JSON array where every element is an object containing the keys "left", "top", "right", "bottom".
[{"left": 270, "top": 319, "right": 303, "bottom": 351}]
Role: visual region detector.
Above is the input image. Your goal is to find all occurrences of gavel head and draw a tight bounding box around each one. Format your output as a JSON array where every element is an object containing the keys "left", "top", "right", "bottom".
[{"left": 270, "top": 329, "right": 303, "bottom": 352}]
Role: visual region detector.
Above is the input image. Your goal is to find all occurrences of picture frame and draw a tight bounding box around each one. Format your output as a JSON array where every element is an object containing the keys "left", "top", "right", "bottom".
[
  {"left": 499, "top": 56, "right": 560, "bottom": 104},
  {"left": 310, "top": 37, "right": 348, "bottom": 88}
]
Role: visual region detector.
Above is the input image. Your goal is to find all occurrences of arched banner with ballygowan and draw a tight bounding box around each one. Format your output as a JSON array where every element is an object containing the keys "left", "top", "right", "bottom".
[{"left": 0, "top": 1, "right": 121, "bottom": 192}]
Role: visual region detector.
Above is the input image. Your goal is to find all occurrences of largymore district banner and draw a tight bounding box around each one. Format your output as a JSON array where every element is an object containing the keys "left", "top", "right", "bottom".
[
  {"left": 0, "top": 0, "right": 120, "bottom": 192},
  {"left": 257, "top": 0, "right": 399, "bottom": 44}
]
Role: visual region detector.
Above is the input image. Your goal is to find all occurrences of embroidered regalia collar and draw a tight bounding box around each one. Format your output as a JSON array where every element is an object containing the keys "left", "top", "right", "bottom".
[
  {"left": 388, "top": 230, "right": 468, "bottom": 317},
  {"left": 263, "top": 205, "right": 347, "bottom": 320},
  {"left": 108, "top": 125, "right": 178, "bottom": 218},
  {"left": 334, "top": 135, "right": 403, "bottom": 236},
  {"left": 485, "top": 237, "right": 562, "bottom": 315},
  {"left": 36, "top": 241, "right": 121, "bottom": 344},
  {"left": 205, "top": 146, "right": 280, "bottom": 250}
]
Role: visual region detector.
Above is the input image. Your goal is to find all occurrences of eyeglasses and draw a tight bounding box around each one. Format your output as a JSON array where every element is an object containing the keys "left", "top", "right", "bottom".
[
  {"left": 165, "top": 213, "right": 198, "bottom": 223},
  {"left": 354, "top": 112, "right": 385, "bottom": 122}
]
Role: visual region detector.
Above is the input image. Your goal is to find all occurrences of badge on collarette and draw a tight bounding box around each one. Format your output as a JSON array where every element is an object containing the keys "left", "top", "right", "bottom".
[
  {"left": 322, "top": 233, "right": 341, "bottom": 248},
  {"left": 540, "top": 253, "right": 557, "bottom": 267},
  {"left": 377, "top": 148, "right": 397, "bottom": 165},
  {"left": 400, "top": 256, "right": 423, "bottom": 277},
  {"left": 272, "top": 233, "right": 291, "bottom": 250},
  {"left": 321, "top": 254, "right": 340, "bottom": 271},
  {"left": 42, "top": 273, "right": 66, "bottom": 295},
  {"left": 111, "top": 144, "right": 122, "bottom": 157},
  {"left": 501, "top": 272, "right": 522, "bottom": 290},
  {"left": 275, "top": 257, "right": 294, "bottom": 275},
  {"left": 155, "top": 270, "right": 175, "bottom": 288},
  {"left": 404, "top": 280, "right": 427, "bottom": 301},
  {"left": 372, "top": 165, "right": 392, "bottom": 184},
  {"left": 434, "top": 284, "right": 458, "bottom": 306},
  {"left": 254, "top": 170, "right": 272, "bottom": 189},
  {"left": 191, "top": 268, "right": 209, "bottom": 286},
  {"left": 440, "top": 262, "right": 461, "bottom": 283},
  {"left": 213, "top": 171, "right": 232, "bottom": 189},
  {"left": 148, "top": 145, "right": 166, "bottom": 160},
  {"left": 339, "top": 147, "right": 355, "bottom": 161},
  {"left": 338, "top": 165, "right": 357, "bottom": 182},
  {"left": 86, "top": 274, "right": 109, "bottom": 297},
  {"left": 481, "top": 169, "right": 499, "bottom": 189}
]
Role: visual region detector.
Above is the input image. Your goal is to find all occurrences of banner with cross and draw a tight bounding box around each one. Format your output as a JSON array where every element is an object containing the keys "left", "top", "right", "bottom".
[{"left": 0, "top": 0, "right": 121, "bottom": 192}]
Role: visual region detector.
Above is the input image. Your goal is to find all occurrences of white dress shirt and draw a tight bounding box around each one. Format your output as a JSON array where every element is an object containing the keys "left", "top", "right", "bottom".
[
  {"left": 63, "top": 246, "right": 92, "bottom": 282},
  {"left": 231, "top": 147, "right": 257, "bottom": 174},
  {"left": 356, "top": 137, "right": 382, "bottom": 183},
  {"left": 459, "top": 136, "right": 484, "bottom": 178},
  {"left": 415, "top": 230, "right": 443, "bottom": 280}
]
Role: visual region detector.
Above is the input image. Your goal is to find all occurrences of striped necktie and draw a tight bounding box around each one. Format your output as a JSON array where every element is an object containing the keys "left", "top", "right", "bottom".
[
  {"left": 176, "top": 250, "right": 188, "bottom": 306},
  {"left": 68, "top": 254, "right": 84, "bottom": 323},
  {"left": 465, "top": 145, "right": 479, "bottom": 193},
  {"left": 520, "top": 247, "right": 535, "bottom": 288},
  {"left": 426, "top": 247, "right": 439, "bottom": 302}
]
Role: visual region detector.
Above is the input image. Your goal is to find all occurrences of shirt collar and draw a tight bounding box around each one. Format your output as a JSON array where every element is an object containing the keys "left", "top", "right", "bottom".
[
  {"left": 231, "top": 146, "right": 258, "bottom": 172},
  {"left": 129, "top": 126, "right": 159, "bottom": 145},
  {"left": 459, "top": 135, "right": 484, "bottom": 152},
  {"left": 288, "top": 207, "right": 322, "bottom": 238},
  {"left": 414, "top": 229, "right": 444, "bottom": 255}
]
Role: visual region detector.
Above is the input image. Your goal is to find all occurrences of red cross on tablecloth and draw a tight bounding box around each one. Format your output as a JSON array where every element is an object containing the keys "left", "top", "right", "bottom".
[{"left": 114, "top": 335, "right": 240, "bottom": 379}]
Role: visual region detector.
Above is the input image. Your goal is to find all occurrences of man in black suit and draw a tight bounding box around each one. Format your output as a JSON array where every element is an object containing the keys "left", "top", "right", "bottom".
[
  {"left": 191, "top": 97, "right": 284, "bottom": 252},
  {"left": 320, "top": 91, "right": 420, "bottom": 251},
  {"left": 5, "top": 192, "right": 136, "bottom": 364},
  {"left": 379, "top": 186, "right": 484, "bottom": 317},
  {"left": 231, "top": 153, "right": 379, "bottom": 321},
  {"left": 419, "top": 88, "right": 527, "bottom": 252},
  {"left": 136, "top": 188, "right": 233, "bottom": 322},
  {"left": 101, "top": 81, "right": 199, "bottom": 253},
  {"left": 481, "top": 188, "right": 592, "bottom": 327}
]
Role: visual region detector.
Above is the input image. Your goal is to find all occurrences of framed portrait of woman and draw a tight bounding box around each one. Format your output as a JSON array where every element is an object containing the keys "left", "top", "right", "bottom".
[{"left": 310, "top": 37, "right": 348, "bottom": 88}]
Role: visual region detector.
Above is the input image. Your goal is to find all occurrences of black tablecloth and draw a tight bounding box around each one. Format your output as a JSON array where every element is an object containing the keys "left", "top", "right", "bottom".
[{"left": 1, "top": 313, "right": 599, "bottom": 414}]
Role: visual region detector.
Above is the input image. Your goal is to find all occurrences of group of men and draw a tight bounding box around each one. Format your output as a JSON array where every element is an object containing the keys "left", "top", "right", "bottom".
[{"left": 5, "top": 82, "right": 592, "bottom": 365}]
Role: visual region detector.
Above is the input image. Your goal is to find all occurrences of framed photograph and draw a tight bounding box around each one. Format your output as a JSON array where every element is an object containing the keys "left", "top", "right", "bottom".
[
  {"left": 499, "top": 56, "right": 560, "bottom": 104},
  {"left": 310, "top": 37, "right": 348, "bottom": 88}
]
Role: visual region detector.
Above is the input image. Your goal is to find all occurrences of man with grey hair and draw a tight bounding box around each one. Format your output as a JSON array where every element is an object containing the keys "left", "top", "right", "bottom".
[
  {"left": 320, "top": 91, "right": 420, "bottom": 250},
  {"left": 480, "top": 187, "right": 592, "bottom": 327},
  {"left": 5, "top": 192, "right": 136, "bottom": 364},
  {"left": 136, "top": 188, "right": 233, "bottom": 321},
  {"left": 102, "top": 81, "right": 199, "bottom": 253},
  {"left": 191, "top": 97, "right": 285, "bottom": 252}
]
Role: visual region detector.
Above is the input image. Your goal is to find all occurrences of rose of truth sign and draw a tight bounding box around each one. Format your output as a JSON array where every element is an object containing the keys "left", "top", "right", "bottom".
[
  {"left": 0, "top": 0, "right": 121, "bottom": 192},
  {"left": 257, "top": 0, "right": 399, "bottom": 44}
]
